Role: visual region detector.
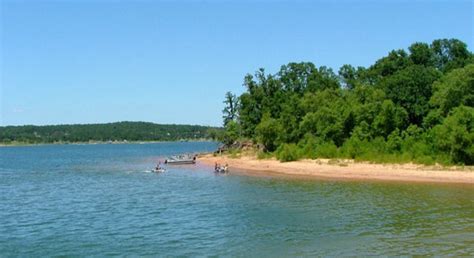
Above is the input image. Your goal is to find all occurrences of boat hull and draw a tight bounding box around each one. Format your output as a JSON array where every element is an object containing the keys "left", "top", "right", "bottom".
[{"left": 165, "top": 160, "right": 196, "bottom": 165}]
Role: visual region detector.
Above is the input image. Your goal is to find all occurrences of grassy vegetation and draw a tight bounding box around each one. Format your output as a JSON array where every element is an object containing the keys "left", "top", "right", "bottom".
[{"left": 272, "top": 134, "right": 451, "bottom": 165}]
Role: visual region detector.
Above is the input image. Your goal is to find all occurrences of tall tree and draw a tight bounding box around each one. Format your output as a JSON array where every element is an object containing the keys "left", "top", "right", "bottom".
[
  {"left": 431, "top": 64, "right": 474, "bottom": 115},
  {"left": 381, "top": 65, "right": 441, "bottom": 125},
  {"left": 339, "top": 64, "right": 357, "bottom": 89},
  {"left": 278, "top": 62, "right": 316, "bottom": 94},
  {"left": 409, "top": 42, "right": 434, "bottom": 66},
  {"left": 222, "top": 91, "right": 239, "bottom": 126},
  {"left": 431, "top": 38, "right": 472, "bottom": 72}
]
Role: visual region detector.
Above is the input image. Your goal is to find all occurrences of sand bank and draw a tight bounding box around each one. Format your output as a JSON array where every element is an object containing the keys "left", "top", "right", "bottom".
[{"left": 198, "top": 154, "right": 474, "bottom": 184}]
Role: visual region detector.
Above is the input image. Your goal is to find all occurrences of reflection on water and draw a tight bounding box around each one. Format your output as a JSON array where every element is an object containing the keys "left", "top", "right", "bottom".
[{"left": 0, "top": 142, "right": 473, "bottom": 256}]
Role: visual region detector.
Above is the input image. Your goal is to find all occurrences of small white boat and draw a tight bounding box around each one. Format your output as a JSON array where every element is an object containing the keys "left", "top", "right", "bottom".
[
  {"left": 165, "top": 154, "right": 196, "bottom": 165},
  {"left": 153, "top": 168, "right": 166, "bottom": 173}
]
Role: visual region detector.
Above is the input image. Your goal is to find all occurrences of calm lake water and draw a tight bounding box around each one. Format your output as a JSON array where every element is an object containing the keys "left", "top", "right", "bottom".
[{"left": 1, "top": 142, "right": 473, "bottom": 256}]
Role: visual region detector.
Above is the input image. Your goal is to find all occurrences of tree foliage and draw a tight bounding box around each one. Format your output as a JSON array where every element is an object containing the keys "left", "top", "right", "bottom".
[
  {"left": 381, "top": 65, "right": 441, "bottom": 125},
  {"left": 432, "top": 106, "right": 474, "bottom": 164},
  {"left": 0, "top": 122, "right": 221, "bottom": 144},
  {"left": 255, "top": 113, "right": 283, "bottom": 152},
  {"left": 222, "top": 38, "right": 474, "bottom": 165},
  {"left": 431, "top": 64, "right": 474, "bottom": 115},
  {"left": 222, "top": 91, "right": 239, "bottom": 126}
]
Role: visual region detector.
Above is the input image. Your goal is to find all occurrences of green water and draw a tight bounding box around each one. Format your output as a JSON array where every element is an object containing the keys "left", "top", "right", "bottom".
[{"left": 0, "top": 142, "right": 473, "bottom": 256}]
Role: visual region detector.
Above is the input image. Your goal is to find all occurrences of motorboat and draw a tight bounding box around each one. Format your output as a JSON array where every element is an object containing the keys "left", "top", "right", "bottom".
[{"left": 165, "top": 154, "right": 196, "bottom": 165}]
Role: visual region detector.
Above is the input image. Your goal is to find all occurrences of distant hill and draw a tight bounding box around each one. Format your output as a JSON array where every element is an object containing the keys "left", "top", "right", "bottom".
[{"left": 0, "top": 122, "right": 222, "bottom": 144}]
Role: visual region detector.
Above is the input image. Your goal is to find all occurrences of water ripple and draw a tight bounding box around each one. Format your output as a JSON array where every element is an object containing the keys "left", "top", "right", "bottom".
[{"left": 1, "top": 143, "right": 473, "bottom": 256}]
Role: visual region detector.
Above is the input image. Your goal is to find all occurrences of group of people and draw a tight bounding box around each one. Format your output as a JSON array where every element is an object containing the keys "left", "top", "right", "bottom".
[
  {"left": 214, "top": 162, "right": 228, "bottom": 173},
  {"left": 155, "top": 161, "right": 164, "bottom": 171}
]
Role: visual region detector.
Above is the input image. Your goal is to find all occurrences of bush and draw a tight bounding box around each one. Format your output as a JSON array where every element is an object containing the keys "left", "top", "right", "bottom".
[
  {"left": 341, "top": 136, "right": 365, "bottom": 159},
  {"left": 315, "top": 141, "right": 339, "bottom": 158},
  {"left": 386, "top": 129, "right": 403, "bottom": 153},
  {"left": 431, "top": 106, "right": 474, "bottom": 164},
  {"left": 228, "top": 148, "right": 241, "bottom": 158},
  {"left": 297, "top": 134, "right": 321, "bottom": 159},
  {"left": 257, "top": 151, "right": 273, "bottom": 160},
  {"left": 276, "top": 143, "right": 301, "bottom": 162},
  {"left": 222, "top": 121, "right": 241, "bottom": 146},
  {"left": 255, "top": 113, "right": 283, "bottom": 152}
]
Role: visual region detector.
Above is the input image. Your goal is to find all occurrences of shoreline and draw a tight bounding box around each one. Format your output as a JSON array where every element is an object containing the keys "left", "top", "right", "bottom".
[{"left": 198, "top": 154, "right": 474, "bottom": 185}]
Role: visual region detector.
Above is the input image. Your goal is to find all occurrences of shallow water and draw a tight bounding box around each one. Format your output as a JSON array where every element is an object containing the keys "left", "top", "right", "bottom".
[{"left": 1, "top": 142, "right": 473, "bottom": 256}]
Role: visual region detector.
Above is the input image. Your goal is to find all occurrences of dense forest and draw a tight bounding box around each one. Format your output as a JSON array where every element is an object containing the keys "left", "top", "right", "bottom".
[
  {"left": 0, "top": 122, "right": 221, "bottom": 144},
  {"left": 221, "top": 39, "right": 474, "bottom": 165}
]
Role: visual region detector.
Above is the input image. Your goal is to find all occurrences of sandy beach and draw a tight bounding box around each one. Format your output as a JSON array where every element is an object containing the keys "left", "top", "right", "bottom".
[{"left": 199, "top": 154, "right": 474, "bottom": 184}]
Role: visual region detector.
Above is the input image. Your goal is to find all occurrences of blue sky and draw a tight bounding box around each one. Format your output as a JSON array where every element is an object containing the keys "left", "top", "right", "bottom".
[{"left": 1, "top": 0, "right": 472, "bottom": 126}]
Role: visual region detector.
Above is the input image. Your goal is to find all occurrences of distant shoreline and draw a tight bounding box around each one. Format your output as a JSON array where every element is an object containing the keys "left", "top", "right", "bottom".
[
  {"left": 0, "top": 121, "right": 222, "bottom": 147},
  {"left": 0, "top": 139, "right": 216, "bottom": 147},
  {"left": 199, "top": 154, "right": 474, "bottom": 184}
]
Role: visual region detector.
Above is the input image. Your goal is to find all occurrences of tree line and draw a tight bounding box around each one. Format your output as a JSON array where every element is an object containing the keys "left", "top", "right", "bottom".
[
  {"left": 0, "top": 122, "right": 222, "bottom": 144},
  {"left": 222, "top": 39, "right": 474, "bottom": 165}
]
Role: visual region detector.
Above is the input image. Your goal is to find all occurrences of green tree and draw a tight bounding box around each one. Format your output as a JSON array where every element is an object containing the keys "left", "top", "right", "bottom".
[
  {"left": 238, "top": 74, "right": 263, "bottom": 137},
  {"left": 299, "top": 89, "right": 348, "bottom": 145},
  {"left": 278, "top": 93, "right": 303, "bottom": 143},
  {"left": 255, "top": 113, "right": 283, "bottom": 151},
  {"left": 222, "top": 91, "right": 239, "bottom": 126},
  {"left": 431, "top": 38, "right": 473, "bottom": 72},
  {"left": 222, "top": 120, "right": 241, "bottom": 146},
  {"left": 278, "top": 62, "right": 316, "bottom": 94},
  {"left": 372, "top": 100, "right": 408, "bottom": 138},
  {"left": 338, "top": 64, "right": 357, "bottom": 89},
  {"left": 381, "top": 65, "right": 441, "bottom": 125},
  {"left": 409, "top": 42, "right": 434, "bottom": 66},
  {"left": 431, "top": 64, "right": 474, "bottom": 115},
  {"left": 370, "top": 49, "right": 410, "bottom": 78},
  {"left": 432, "top": 106, "right": 474, "bottom": 164},
  {"left": 221, "top": 38, "right": 474, "bottom": 165}
]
